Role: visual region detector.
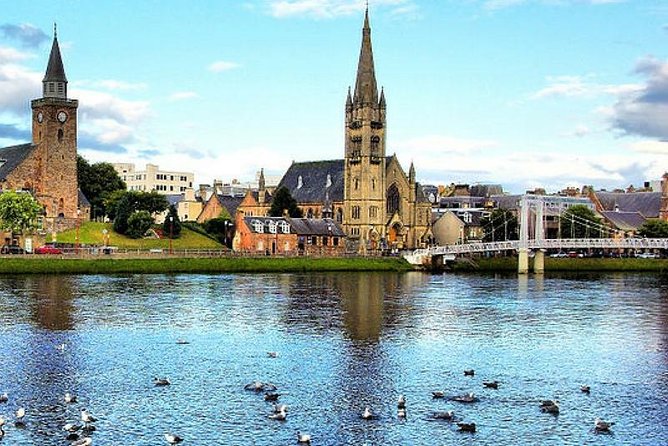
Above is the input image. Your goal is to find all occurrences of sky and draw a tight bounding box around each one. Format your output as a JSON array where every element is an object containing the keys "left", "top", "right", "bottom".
[{"left": 1, "top": 0, "right": 667, "bottom": 194}]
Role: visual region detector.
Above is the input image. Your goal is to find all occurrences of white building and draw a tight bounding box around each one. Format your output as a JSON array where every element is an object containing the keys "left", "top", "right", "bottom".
[{"left": 113, "top": 163, "right": 194, "bottom": 194}]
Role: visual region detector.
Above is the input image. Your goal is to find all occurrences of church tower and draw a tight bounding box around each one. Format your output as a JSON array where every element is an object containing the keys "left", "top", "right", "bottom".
[
  {"left": 30, "top": 26, "right": 79, "bottom": 219},
  {"left": 343, "top": 7, "right": 387, "bottom": 251}
]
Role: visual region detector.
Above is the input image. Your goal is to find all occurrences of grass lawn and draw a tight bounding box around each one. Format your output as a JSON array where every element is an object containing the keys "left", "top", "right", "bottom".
[{"left": 50, "top": 222, "right": 222, "bottom": 250}]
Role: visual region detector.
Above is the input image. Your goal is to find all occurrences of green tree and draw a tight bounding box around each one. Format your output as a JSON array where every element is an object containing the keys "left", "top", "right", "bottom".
[
  {"left": 269, "top": 187, "right": 303, "bottom": 218},
  {"left": 560, "top": 205, "right": 604, "bottom": 238},
  {"left": 480, "top": 209, "right": 518, "bottom": 242},
  {"left": 204, "top": 217, "right": 233, "bottom": 246},
  {"left": 109, "top": 191, "right": 169, "bottom": 235},
  {"left": 77, "top": 155, "right": 126, "bottom": 219},
  {"left": 0, "top": 191, "right": 44, "bottom": 236},
  {"left": 162, "top": 205, "right": 182, "bottom": 238},
  {"left": 126, "top": 211, "right": 154, "bottom": 239},
  {"left": 637, "top": 219, "right": 668, "bottom": 238}
]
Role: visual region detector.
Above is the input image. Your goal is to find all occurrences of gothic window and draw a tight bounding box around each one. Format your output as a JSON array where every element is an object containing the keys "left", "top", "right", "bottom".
[
  {"left": 370, "top": 136, "right": 380, "bottom": 155},
  {"left": 387, "top": 183, "right": 400, "bottom": 214},
  {"left": 336, "top": 208, "right": 343, "bottom": 223},
  {"left": 372, "top": 178, "right": 376, "bottom": 190},
  {"left": 354, "top": 178, "right": 359, "bottom": 190},
  {"left": 350, "top": 136, "right": 362, "bottom": 158},
  {"left": 352, "top": 206, "right": 360, "bottom": 220},
  {"left": 58, "top": 129, "right": 63, "bottom": 142},
  {"left": 369, "top": 206, "right": 378, "bottom": 218}
]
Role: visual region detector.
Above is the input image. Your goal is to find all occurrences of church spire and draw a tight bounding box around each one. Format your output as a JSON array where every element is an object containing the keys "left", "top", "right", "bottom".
[
  {"left": 353, "top": 4, "right": 378, "bottom": 106},
  {"left": 43, "top": 24, "right": 68, "bottom": 99}
]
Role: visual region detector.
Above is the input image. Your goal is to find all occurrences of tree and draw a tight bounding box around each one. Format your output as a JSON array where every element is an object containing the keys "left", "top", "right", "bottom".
[
  {"left": 560, "top": 205, "right": 604, "bottom": 238},
  {"left": 77, "top": 155, "right": 126, "bottom": 219},
  {"left": 637, "top": 219, "right": 668, "bottom": 238},
  {"left": 126, "top": 211, "right": 154, "bottom": 239},
  {"left": 204, "top": 217, "right": 233, "bottom": 245},
  {"left": 480, "top": 209, "right": 518, "bottom": 242},
  {"left": 0, "top": 191, "right": 44, "bottom": 237},
  {"left": 162, "top": 205, "right": 182, "bottom": 238},
  {"left": 269, "top": 187, "right": 303, "bottom": 217},
  {"left": 109, "top": 191, "right": 169, "bottom": 235}
]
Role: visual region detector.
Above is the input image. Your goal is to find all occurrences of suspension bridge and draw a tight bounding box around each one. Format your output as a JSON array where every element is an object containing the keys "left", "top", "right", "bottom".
[{"left": 404, "top": 195, "right": 667, "bottom": 272}]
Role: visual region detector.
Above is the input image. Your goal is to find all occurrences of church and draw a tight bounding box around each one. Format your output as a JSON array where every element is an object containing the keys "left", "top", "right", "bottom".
[
  {"left": 0, "top": 28, "right": 81, "bottom": 235},
  {"left": 249, "top": 8, "right": 432, "bottom": 252}
]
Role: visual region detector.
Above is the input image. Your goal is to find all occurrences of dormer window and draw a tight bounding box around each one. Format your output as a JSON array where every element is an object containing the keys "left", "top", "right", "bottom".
[
  {"left": 297, "top": 175, "right": 303, "bottom": 189},
  {"left": 267, "top": 220, "right": 277, "bottom": 234},
  {"left": 251, "top": 219, "right": 264, "bottom": 233},
  {"left": 280, "top": 221, "right": 291, "bottom": 234},
  {"left": 326, "top": 174, "right": 332, "bottom": 188}
]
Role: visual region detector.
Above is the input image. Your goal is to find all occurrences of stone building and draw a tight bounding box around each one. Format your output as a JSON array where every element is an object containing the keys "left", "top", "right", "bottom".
[
  {"left": 264, "top": 8, "right": 432, "bottom": 252},
  {"left": 0, "top": 29, "right": 80, "bottom": 227}
]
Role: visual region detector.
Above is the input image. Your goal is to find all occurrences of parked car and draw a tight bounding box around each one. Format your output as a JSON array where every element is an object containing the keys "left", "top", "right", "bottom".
[
  {"left": 1, "top": 244, "right": 25, "bottom": 254},
  {"left": 34, "top": 244, "right": 63, "bottom": 254},
  {"left": 637, "top": 252, "right": 659, "bottom": 259},
  {"left": 568, "top": 251, "right": 584, "bottom": 258},
  {"left": 550, "top": 252, "right": 568, "bottom": 258}
]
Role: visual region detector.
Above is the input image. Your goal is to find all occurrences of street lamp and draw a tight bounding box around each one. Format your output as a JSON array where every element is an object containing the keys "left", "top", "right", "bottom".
[
  {"left": 75, "top": 208, "right": 81, "bottom": 253},
  {"left": 169, "top": 215, "right": 174, "bottom": 255}
]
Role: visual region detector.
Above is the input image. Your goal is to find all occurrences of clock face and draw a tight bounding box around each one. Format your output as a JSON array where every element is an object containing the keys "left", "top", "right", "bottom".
[
  {"left": 37, "top": 112, "right": 43, "bottom": 123},
  {"left": 57, "top": 111, "right": 68, "bottom": 123}
]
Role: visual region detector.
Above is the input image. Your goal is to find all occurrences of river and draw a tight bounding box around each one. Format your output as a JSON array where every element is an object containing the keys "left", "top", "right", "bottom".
[{"left": 0, "top": 272, "right": 666, "bottom": 445}]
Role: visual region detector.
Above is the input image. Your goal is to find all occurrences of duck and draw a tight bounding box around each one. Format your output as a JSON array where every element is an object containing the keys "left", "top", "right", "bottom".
[
  {"left": 397, "top": 394, "right": 406, "bottom": 409},
  {"left": 457, "top": 422, "right": 476, "bottom": 433},
  {"left": 483, "top": 381, "right": 499, "bottom": 389},
  {"left": 432, "top": 391, "right": 445, "bottom": 399},
  {"left": 397, "top": 407, "right": 407, "bottom": 418},
  {"left": 175, "top": 339, "right": 190, "bottom": 345},
  {"left": 63, "top": 423, "right": 82, "bottom": 433},
  {"left": 297, "top": 431, "right": 311, "bottom": 443},
  {"left": 56, "top": 343, "right": 67, "bottom": 351},
  {"left": 81, "top": 409, "right": 97, "bottom": 424},
  {"left": 71, "top": 438, "right": 92, "bottom": 446},
  {"left": 452, "top": 392, "right": 479, "bottom": 403},
  {"left": 165, "top": 433, "right": 184, "bottom": 444},
  {"left": 581, "top": 385, "right": 591, "bottom": 394},
  {"left": 267, "top": 351, "right": 279, "bottom": 358},
  {"left": 264, "top": 392, "right": 280, "bottom": 402},
  {"left": 594, "top": 418, "right": 614, "bottom": 432},
  {"left": 65, "top": 392, "right": 77, "bottom": 403},
  {"left": 15, "top": 407, "right": 26, "bottom": 426},
  {"left": 273, "top": 404, "right": 288, "bottom": 413},
  {"left": 431, "top": 410, "right": 455, "bottom": 421},
  {"left": 464, "top": 369, "right": 475, "bottom": 377},
  {"left": 540, "top": 400, "right": 560, "bottom": 414},
  {"left": 154, "top": 377, "right": 171, "bottom": 386},
  {"left": 0, "top": 392, "right": 7, "bottom": 403}
]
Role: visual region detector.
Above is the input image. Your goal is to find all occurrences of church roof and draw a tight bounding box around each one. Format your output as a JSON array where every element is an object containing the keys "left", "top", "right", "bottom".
[
  {"left": 0, "top": 143, "right": 35, "bottom": 181},
  {"left": 594, "top": 191, "right": 660, "bottom": 218},
  {"left": 215, "top": 194, "right": 246, "bottom": 216},
  {"left": 277, "top": 160, "right": 345, "bottom": 204},
  {"left": 43, "top": 31, "right": 67, "bottom": 83}
]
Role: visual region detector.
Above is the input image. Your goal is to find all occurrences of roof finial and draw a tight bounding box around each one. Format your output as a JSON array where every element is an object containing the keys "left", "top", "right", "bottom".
[{"left": 54, "top": 22, "right": 57, "bottom": 38}]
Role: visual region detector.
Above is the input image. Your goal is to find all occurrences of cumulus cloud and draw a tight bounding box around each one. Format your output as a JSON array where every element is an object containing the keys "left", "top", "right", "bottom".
[
  {"left": 208, "top": 60, "right": 240, "bottom": 73},
  {"left": 610, "top": 56, "right": 668, "bottom": 139},
  {"left": 266, "top": 0, "right": 415, "bottom": 19},
  {"left": 0, "top": 52, "right": 41, "bottom": 113},
  {"left": 0, "top": 23, "right": 48, "bottom": 48}
]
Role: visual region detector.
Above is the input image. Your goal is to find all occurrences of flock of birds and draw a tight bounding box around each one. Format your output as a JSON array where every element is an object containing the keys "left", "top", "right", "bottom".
[{"left": 0, "top": 347, "right": 616, "bottom": 445}]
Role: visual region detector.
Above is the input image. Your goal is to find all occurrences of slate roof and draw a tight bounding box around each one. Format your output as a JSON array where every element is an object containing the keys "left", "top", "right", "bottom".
[
  {"left": 0, "top": 143, "right": 34, "bottom": 181},
  {"left": 415, "top": 182, "right": 430, "bottom": 203},
  {"left": 599, "top": 211, "right": 647, "bottom": 231},
  {"left": 78, "top": 189, "right": 90, "bottom": 207},
  {"left": 277, "top": 160, "right": 344, "bottom": 203},
  {"left": 243, "top": 216, "right": 345, "bottom": 236},
  {"left": 165, "top": 194, "right": 183, "bottom": 206},
  {"left": 216, "top": 195, "right": 245, "bottom": 217},
  {"left": 595, "top": 191, "right": 660, "bottom": 218}
]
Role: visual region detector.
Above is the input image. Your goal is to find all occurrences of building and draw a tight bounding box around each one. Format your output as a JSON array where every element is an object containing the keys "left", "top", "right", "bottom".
[
  {"left": 233, "top": 215, "right": 346, "bottom": 256},
  {"left": 263, "top": 8, "right": 432, "bottom": 252},
  {"left": 432, "top": 209, "right": 489, "bottom": 245},
  {"left": 0, "top": 28, "right": 81, "bottom": 237},
  {"left": 155, "top": 188, "right": 202, "bottom": 224},
  {"left": 112, "top": 163, "right": 194, "bottom": 194}
]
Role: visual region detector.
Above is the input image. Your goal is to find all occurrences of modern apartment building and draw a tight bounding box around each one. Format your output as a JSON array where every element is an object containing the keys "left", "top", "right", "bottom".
[{"left": 112, "top": 163, "right": 194, "bottom": 194}]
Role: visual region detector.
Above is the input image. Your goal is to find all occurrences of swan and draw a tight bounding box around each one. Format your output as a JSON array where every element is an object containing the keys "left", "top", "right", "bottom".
[
  {"left": 15, "top": 407, "right": 26, "bottom": 426},
  {"left": 71, "top": 438, "right": 92, "bottom": 446},
  {"left": 0, "top": 416, "right": 5, "bottom": 427},
  {"left": 452, "top": 393, "right": 478, "bottom": 403},
  {"left": 267, "top": 351, "right": 279, "bottom": 358},
  {"left": 65, "top": 392, "right": 77, "bottom": 403},
  {"left": 361, "top": 406, "right": 374, "bottom": 420},
  {"left": 81, "top": 409, "right": 97, "bottom": 424},
  {"left": 0, "top": 392, "right": 7, "bottom": 403},
  {"left": 269, "top": 408, "right": 287, "bottom": 421},
  {"left": 165, "top": 433, "right": 184, "bottom": 444}
]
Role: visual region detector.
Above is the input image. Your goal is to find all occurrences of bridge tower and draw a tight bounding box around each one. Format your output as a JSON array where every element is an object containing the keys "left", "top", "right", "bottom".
[{"left": 518, "top": 196, "right": 546, "bottom": 274}]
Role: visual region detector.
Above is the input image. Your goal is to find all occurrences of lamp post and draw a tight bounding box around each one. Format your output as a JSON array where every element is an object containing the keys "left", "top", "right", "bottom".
[
  {"left": 75, "top": 208, "right": 81, "bottom": 253},
  {"left": 169, "top": 215, "right": 174, "bottom": 255}
]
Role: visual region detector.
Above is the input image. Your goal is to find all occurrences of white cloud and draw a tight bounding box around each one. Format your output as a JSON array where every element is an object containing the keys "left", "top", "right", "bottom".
[
  {"left": 629, "top": 140, "right": 668, "bottom": 155},
  {"left": 483, "top": 0, "right": 626, "bottom": 11},
  {"left": 73, "top": 79, "right": 148, "bottom": 91},
  {"left": 208, "top": 60, "right": 240, "bottom": 73},
  {"left": 266, "top": 0, "right": 415, "bottom": 19},
  {"left": 0, "top": 46, "right": 32, "bottom": 64},
  {"left": 531, "top": 75, "right": 640, "bottom": 100},
  {"left": 74, "top": 89, "right": 150, "bottom": 124},
  {"left": 395, "top": 134, "right": 498, "bottom": 155},
  {"left": 169, "top": 91, "right": 199, "bottom": 101},
  {"left": 0, "top": 52, "right": 40, "bottom": 113}
]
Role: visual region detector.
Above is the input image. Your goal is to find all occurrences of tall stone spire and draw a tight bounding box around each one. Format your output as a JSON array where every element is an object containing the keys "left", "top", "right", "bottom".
[
  {"left": 353, "top": 5, "right": 378, "bottom": 106},
  {"left": 43, "top": 24, "right": 68, "bottom": 99}
]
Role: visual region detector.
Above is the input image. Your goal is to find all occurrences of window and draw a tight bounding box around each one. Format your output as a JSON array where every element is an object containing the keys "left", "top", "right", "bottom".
[
  {"left": 387, "top": 183, "right": 400, "bottom": 214},
  {"left": 252, "top": 220, "right": 264, "bottom": 233},
  {"left": 369, "top": 206, "right": 378, "bottom": 218},
  {"left": 352, "top": 206, "right": 360, "bottom": 219},
  {"left": 323, "top": 236, "right": 328, "bottom": 246},
  {"left": 311, "top": 236, "right": 317, "bottom": 245},
  {"left": 57, "top": 84, "right": 64, "bottom": 94},
  {"left": 354, "top": 178, "right": 359, "bottom": 190},
  {"left": 280, "top": 221, "right": 290, "bottom": 234},
  {"left": 333, "top": 237, "right": 339, "bottom": 246},
  {"left": 57, "top": 129, "right": 63, "bottom": 142},
  {"left": 336, "top": 208, "right": 343, "bottom": 223},
  {"left": 297, "top": 175, "right": 303, "bottom": 189},
  {"left": 370, "top": 135, "right": 380, "bottom": 155},
  {"left": 267, "top": 221, "right": 277, "bottom": 234},
  {"left": 307, "top": 208, "right": 314, "bottom": 218}
]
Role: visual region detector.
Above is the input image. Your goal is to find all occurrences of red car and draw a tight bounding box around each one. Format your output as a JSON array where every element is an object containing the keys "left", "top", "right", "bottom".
[{"left": 34, "top": 245, "right": 63, "bottom": 254}]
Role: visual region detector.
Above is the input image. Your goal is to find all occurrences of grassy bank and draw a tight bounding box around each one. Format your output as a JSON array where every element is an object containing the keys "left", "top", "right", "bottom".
[
  {"left": 451, "top": 257, "right": 668, "bottom": 272},
  {"left": 0, "top": 256, "right": 413, "bottom": 275}
]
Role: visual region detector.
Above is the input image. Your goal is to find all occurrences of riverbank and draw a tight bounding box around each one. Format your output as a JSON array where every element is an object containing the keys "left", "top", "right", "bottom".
[
  {"left": 450, "top": 256, "right": 668, "bottom": 272},
  {"left": 0, "top": 256, "right": 413, "bottom": 275}
]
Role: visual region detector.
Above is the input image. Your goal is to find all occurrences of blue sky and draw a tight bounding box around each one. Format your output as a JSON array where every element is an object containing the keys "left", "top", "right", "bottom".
[{"left": 1, "top": 0, "right": 667, "bottom": 193}]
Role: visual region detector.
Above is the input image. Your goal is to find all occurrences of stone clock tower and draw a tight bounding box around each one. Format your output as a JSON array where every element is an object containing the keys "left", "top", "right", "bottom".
[
  {"left": 343, "top": 7, "right": 387, "bottom": 251},
  {"left": 30, "top": 27, "right": 79, "bottom": 219}
]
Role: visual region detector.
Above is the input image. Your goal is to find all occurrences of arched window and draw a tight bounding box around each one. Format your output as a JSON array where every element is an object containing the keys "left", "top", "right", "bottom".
[
  {"left": 57, "top": 129, "right": 64, "bottom": 142},
  {"left": 307, "top": 208, "right": 314, "bottom": 218},
  {"left": 336, "top": 208, "right": 343, "bottom": 223},
  {"left": 387, "top": 184, "right": 400, "bottom": 214},
  {"left": 370, "top": 136, "right": 380, "bottom": 155}
]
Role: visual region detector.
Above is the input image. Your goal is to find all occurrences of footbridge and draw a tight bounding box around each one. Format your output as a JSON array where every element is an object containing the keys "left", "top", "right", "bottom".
[{"left": 404, "top": 195, "right": 667, "bottom": 272}]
